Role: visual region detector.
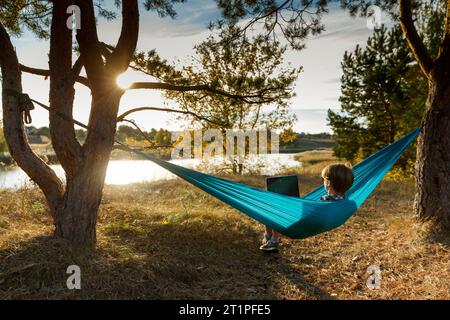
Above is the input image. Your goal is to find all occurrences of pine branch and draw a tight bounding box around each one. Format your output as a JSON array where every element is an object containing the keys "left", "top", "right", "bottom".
[
  {"left": 117, "top": 106, "right": 223, "bottom": 126},
  {"left": 19, "top": 64, "right": 90, "bottom": 88}
]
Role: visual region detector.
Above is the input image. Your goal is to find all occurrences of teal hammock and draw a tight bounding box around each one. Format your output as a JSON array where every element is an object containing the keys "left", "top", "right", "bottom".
[
  {"left": 133, "top": 129, "right": 419, "bottom": 239},
  {"left": 24, "top": 95, "right": 418, "bottom": 239}
]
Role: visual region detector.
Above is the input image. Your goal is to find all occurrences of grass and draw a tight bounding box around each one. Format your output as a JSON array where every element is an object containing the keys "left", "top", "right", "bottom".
[
  {"left": 294, "top": 149, "right": 339, "bottom": 168},
  {"left": 0, "top": 154, "right": 449, "bottom": 299},
  {"left": 280, "top": 137, "right": 335, "bottom": 153}
]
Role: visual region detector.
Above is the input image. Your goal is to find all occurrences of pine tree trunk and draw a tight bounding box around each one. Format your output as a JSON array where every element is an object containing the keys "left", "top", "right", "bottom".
[
  {"left": 54, "top": 88, "right": 120, "bottom": 248},
  {"left": 54, "top": 160, "right": 109, "bottom": 248},
  {"left": 414, "top": 69, "right": 450, "bottom": 228},
  {"left": 2, "top": 1, "right": 139, "bottom": 250},
  {"left": 0, "top": 22, "right": 65, "bottom": 216}
]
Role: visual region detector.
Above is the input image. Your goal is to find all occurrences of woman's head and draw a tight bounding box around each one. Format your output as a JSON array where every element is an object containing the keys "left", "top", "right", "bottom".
[{"left": 321, "top": 163, "right": 354, "bottom": 196}]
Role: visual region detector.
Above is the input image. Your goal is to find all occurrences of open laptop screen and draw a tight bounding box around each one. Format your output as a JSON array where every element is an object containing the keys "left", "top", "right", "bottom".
[{"left": 266, "top": 175, "right": 300, "bottom": 197}]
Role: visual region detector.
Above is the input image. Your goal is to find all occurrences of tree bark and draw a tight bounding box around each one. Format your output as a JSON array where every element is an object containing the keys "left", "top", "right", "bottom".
[
  {"left": 54, "top": 85, "right": 122, "bottom": 248},
  {"left": 54, "top": 167, "right": 105, "bottom": 247},
  {"left": 400, "top": 0, "right": 450, "bottom": 229},
  {"left": 414, "top": 62, "right": 450, "bottom": 228},
  {"left": 54, "top": 148, "right": 112, "bottom": 247},
  {"left": 49, "top": 0, "right": 83, "bottom": 178},
  {"left": 51, "top": 0, "right": 138, "bottom": 248},
  {"left": 0, "top": 22, "right": 64, "bottom": 215}
]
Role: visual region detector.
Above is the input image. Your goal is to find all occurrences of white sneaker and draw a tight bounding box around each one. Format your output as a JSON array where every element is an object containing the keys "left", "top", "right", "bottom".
[
  {"left": 259, "top": 240, "right": 279, "bottom": 252},
  {"left": 262, "top": 232, "right": 272, "bottom": 244}
]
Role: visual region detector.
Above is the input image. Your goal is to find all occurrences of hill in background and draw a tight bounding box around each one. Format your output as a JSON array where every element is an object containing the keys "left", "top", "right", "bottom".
[{"left": 280, "top": 132, "right": 335, "bottom": 153}]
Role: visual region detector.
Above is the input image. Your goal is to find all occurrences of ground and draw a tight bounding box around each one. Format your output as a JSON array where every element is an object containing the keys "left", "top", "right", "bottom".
[{"left": 0, "top": 152, "right": 449, "bottom": 299}]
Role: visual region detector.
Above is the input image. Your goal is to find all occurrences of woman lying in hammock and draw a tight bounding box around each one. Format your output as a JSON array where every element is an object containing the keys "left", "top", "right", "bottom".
[{"left": 259, "top": 163, "right": 354, "bottom": 252}]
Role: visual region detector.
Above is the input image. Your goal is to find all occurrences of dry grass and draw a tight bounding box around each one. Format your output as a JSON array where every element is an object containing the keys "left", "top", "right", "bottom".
[
  {"left": 294, "top": 150, "right": 344, "bottom": 175},
  {"left": 295, "top": 150, "right": 337, "bottom": 164},
  {"left": 0, "top": 159, "right": 449, "bottom": 299}
]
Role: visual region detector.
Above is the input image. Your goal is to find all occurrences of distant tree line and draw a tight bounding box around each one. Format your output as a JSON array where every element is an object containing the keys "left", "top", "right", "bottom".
[
  {"left": 279, "top": 129, "right": 334, "bottom": 153},
  {"left": 23, "top": 125, "right": 172, "bottom": 148},
  {"left": 21, "top": 123, "right": 333, "bottom": 155},
  {"left": 115, "top": 125, "right": 172, "bottom": 147}
]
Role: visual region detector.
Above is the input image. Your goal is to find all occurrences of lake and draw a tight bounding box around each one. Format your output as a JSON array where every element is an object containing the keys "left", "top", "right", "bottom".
[{"left": 0, "top": 153, "right": 301, "bottom": 190}]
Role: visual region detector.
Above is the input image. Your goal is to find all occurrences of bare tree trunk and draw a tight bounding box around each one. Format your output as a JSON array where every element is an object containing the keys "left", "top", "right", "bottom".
[
  {"left": 49, "top": 0, "right": 83, "bottom": 177},
  {"left": 54, "top": 155, "right": 110, "bottom": 247},
  {"left": 54, "top": 169, "right": 105, "bottom": 246},
  {"left": 414, "top": 66, "right": 450, "bottom": 228},
  {"left": 399, "top": 0, "right": 450, "bottom": 230},
  {"left": 0, "top": 22, "right": 64, "bottom": 216},
  {"left": 54, "top": 87, "right": 122, "bottom": 248},
  {"left": 50, "top": 0, "right": 139, "bottom": 248}
]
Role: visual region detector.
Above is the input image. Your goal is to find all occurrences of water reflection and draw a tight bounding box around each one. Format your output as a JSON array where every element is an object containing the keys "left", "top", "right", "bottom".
[{"left": 0, "top": 154, "right": 300, "bottom": 190}]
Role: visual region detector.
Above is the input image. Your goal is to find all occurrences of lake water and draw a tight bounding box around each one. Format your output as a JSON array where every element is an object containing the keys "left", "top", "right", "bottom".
[{"left": 0, "top": 153, "right": 301, "bottom": 190}]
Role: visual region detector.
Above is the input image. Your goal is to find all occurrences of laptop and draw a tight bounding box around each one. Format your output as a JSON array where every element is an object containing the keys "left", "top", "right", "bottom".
[{"left": 266, "top": 175, "right": 300, "bottom": 197}]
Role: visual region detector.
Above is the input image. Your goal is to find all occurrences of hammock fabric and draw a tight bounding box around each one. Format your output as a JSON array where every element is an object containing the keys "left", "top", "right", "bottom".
[{"left": 132, "top": 128, "right": 420, "bottom": 239}]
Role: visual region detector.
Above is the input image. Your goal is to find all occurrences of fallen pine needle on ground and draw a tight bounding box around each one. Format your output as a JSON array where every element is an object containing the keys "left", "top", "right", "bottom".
[{"left": 0, "top": 158, "right": 449, "bottom": 299}]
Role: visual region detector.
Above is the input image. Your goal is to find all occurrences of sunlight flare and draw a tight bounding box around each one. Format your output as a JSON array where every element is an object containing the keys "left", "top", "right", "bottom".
[{"left": 116, "top": 70, "right": 135, "bottom": 89}]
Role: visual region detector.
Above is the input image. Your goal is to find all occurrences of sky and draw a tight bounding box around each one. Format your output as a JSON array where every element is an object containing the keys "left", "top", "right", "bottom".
[{"left": 1, "top": 1, "right": 393, "bottom": 134}]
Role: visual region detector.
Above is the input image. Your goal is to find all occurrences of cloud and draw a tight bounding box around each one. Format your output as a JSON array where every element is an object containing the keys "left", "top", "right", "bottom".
[
  {"left": 323, "top": 77, "right": 341, "bottom": 84},
  {"left": 138, "top": 0, "right": 220, "bottom": 38},
  {"left": 290, "top": 109, "right": 333, "bottom": 133}
]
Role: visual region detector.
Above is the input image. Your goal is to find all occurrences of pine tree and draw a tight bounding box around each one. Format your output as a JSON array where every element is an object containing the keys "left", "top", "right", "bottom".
[{"left": 328, "top": 25, "right": 428, "bottom": 164}]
